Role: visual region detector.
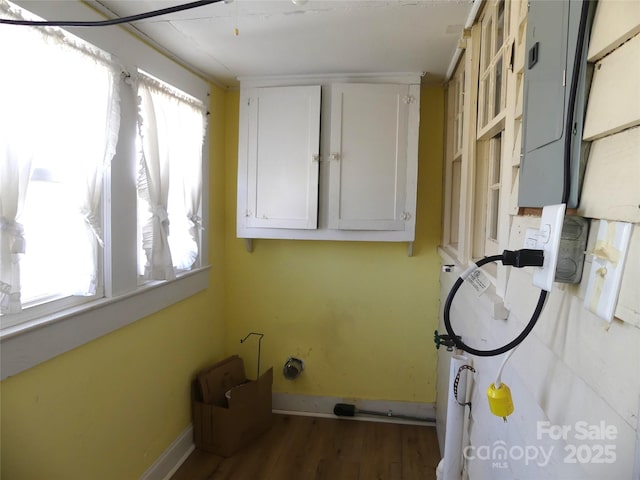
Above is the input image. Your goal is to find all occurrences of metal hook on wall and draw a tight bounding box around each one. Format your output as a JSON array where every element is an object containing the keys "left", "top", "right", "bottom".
[{"left": 240, "top": 332, "right": 264, "bottom": 379}]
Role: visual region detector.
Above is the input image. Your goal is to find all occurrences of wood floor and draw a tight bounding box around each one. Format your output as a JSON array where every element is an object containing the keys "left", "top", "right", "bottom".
[{"left": 171, "top": 414, "right": 440, "bottom": 480}]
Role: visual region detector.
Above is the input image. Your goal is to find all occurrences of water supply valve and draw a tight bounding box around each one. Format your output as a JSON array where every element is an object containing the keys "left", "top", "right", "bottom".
[{"left": 434, "top": 330, "right": 461, "bottom": 352}]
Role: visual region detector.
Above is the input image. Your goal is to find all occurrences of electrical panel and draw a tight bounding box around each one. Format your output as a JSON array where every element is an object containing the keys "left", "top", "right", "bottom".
[{"left": 519, "top": 0, "right": 595, "bottom": 208}]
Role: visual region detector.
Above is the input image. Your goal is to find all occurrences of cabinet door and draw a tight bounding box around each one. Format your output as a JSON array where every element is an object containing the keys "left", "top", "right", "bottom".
[
  {"left": 245, "top": 85, "right": 321, "bottom": 229},
  {"left": 327, "top": 83, "right": 415, "bottom": 231}
]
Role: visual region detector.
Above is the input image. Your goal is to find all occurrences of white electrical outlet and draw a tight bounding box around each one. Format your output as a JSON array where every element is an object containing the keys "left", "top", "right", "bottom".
[{"left": 531, "top": 204, "right": 566, "bottom": 291}]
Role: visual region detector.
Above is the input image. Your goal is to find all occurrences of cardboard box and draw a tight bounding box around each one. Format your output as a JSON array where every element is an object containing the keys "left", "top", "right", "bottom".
[{"left": 192, "top": 355, "right": 273, "bottom": 457}]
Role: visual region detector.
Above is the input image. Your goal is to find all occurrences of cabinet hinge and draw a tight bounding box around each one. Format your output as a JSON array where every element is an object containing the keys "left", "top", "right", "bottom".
[
  {"left": 245, "top": 210, "right": 252, "bottom": 217},
  {"left": 403, "top": 95, "right": 416, "bottom": 105},
  {"left": 247, "top": 98, "right": 251, "bottom": 106}
]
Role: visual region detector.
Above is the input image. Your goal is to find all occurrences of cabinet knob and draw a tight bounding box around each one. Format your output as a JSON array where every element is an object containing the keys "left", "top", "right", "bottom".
[
  {"left": 329, "top": 153, "right": 341, "bottom": 162},
  {"left": 312, "top": 154, "right": 320, "bottom": 162}
]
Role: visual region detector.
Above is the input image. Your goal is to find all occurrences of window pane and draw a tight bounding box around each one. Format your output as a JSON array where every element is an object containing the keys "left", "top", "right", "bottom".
[
  {"left": 20, "top": 180, "right": 92, "bottom": 303},
  {"left": 494, "top": 55, "right": 503, "bottom": 117},
  {"left": 472, "top": 142, "right": 489, "bottom": 260},
  {"left": 451, "top": 160, "right": 462, "bottom": 246},
  {"left": 453, "top": 77, "right": 460, "bottom": 117},
  {"left": 452, "top": 82, "right": 458, "bottom": 154},
  {"left": 489, "top": 189, "right": 500, "bottom": 241},
  {"left": 487, "top": 134, "right": 502, "bottom": 243},
  {"left": 481, "top": 75, "right": 491, "bottom": 127},
  {"left": 455, "top": 115, "right": 463, "bottom": 155},
  {"left": 455, "top": 72, "right": 465, "bottom": 153},
  {"left": 496, "top": 0, "right": 505, "bottom": 53},
  {"left": 483, "top": 17, "right": 494, "bottom": 72},
  {"left": 491, "top": 135, "right": 502, "bottom": 185}
]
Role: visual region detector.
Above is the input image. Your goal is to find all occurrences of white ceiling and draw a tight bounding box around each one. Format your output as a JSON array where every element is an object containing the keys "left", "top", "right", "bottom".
[{"left": 92, "top": 0, "right": 473, "bottom": 87}]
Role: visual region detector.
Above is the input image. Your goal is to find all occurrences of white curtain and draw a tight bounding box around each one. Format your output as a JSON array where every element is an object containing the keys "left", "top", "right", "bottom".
[
  {"left": 137, "top": 74, "right": 206, "bottom": 280},
  {"left": 0, "top": 0, "right": 33, "bottom": 313},
  {"left": 0, "top": 0, "right": 121, "bottom": 312},
  {"left": 138, "top": 83, "right": 175, "bottom": 280},
  {"left": 178, "top": 94, "right": 206, "bottom": 269},
  {"left": 73, "top": 69, "right": 120, "bottom": 295},
  {"left": 0, "top": 144, "right": 31, "bottom": 314}
]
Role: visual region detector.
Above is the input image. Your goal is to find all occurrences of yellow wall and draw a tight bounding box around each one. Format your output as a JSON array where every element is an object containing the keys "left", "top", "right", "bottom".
[
  {"left": 0, "top": 85, "right": 228, "bottom": 480},
  {"left": 0, "top": 85, "right": 444, "bottom": 479},
  {"left": 224, "top": 86, "right": 444, "bottom": 402}
]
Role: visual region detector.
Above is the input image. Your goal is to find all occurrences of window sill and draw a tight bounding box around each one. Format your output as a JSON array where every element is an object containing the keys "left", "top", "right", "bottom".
[{"left": 0, "top": 266, "right": 210, "bottom": 380}]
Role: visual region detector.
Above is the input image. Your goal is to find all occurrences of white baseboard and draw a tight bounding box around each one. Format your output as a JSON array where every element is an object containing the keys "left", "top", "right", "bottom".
[
  {"left": 272, "top": 393, "right": 436, "bottom": 426},
  {"left": 139, "top": 425, "right": 194, "bottom": 480}
]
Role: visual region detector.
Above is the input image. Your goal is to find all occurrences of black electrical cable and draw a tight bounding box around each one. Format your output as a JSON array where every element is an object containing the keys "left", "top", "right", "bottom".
[
  {"left": 0, "top": 0, "right": 223, "bottom": 27},
  {"left": 443, "top": 254, "right": 548, "bottom": 357},
  {"left": 562, "top": 0, "right": 592, "bottom": 205}
]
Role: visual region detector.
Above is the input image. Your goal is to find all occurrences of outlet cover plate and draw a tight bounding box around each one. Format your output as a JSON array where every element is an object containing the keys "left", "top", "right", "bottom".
[
  {"left": 532, "top": 204, "right": 566, "bottom": 291},
  {"left": 584, "top": 220, "right": 633, "bottom": 323}
]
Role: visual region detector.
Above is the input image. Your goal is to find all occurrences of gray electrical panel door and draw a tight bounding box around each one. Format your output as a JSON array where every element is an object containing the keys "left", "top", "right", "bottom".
[
  {"left": 519, "top": 0, "right": 592, "bottom": 208},
  {"left": 523, "top": 2, "right": 568, "bottom": 152}
]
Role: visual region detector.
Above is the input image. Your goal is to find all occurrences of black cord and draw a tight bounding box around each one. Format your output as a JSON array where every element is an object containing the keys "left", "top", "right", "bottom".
[
  {"left": 562, "top": 0, "right": 592, "bottom": 205},
  {"left": 443, "top": 254, "right": 548, "bottom": 357},
  {"left": 0, "top": 0, "right": 223, "bottom": 27}
]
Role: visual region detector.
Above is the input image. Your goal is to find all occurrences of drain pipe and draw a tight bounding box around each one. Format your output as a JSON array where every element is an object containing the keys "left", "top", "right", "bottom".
[
  {"left": 445, "top": 0, "right": 483, "bottom": 81},
  {"left": 438, "top": 354, "right": 473, "bottom": 480}
]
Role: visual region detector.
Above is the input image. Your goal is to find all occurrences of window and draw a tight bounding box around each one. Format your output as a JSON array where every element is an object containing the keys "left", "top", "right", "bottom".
[
  {"left": 0, "top": 1, "right": 119, "bottom": 316},
  {"left": 0, "top": 0, "right": 209, "bottom": 367},
  {"left": 441, "top": 0, "right": 528, "bottom": 299},
  {"left": 470, "top": 133, "right": 503, "bottom": 279},
  {"left": 478, "top": 0, "right": 509, "bottom": 132},
  {"left": 443, "top": 56, "right": 466, "bottom": 255},
  {"left": 136, "top": 72, "right": 206, "bottom": 281},
  {"left": 472, "top": 0, "right": 511, "bottom": 265}
]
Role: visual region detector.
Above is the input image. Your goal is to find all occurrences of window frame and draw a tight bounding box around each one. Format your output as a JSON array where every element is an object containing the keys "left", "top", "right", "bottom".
[
  {"left": 0, "top": 0, "right": 210, "bottom": 380},
  {"left": 441, "top": 23, "right": 482, "bottom": 268},
  {"left": 442, "top": 55, "right": 466, "bottom": 258},
  {"left": 472, "top": 0, "right": 513, "bottom": 265},
  {"left": 1, "top": 26, "right": 119, "bottom": 319},
  {"left": 442, "top": 0, "right": 525, "bottom": 301},
  {"left": 469, "top": 133, "right": 504, "bottom": 266},
  {"left": 477, "top": 0, "right": 509, "bottom": 137}
]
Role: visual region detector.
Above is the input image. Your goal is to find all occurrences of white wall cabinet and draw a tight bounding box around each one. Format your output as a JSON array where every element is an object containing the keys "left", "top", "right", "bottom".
[
  {"left": 327, "top": 83, "right": 415, "bottom": 231},
  {"left": 244, "top": 85, "right": 321, "bottom": 229},
  {"left": 237, "top": 74, "right": 421, "bottom": 243}
]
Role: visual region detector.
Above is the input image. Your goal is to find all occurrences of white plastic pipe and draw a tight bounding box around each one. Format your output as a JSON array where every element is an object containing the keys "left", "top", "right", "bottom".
[{"left": 442, "top": 354, "right": 470, "bottom": 480}]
